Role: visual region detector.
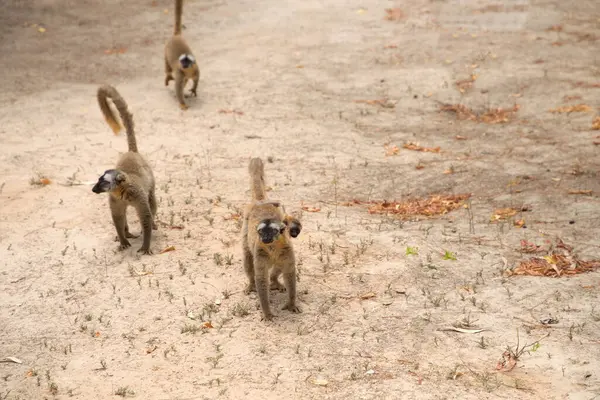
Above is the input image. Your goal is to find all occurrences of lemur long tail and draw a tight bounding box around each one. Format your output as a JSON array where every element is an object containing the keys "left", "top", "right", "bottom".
[
  {"left": 248, "top": 158, "right": 266, "bottom": 201},
  {"left": 97, "top": 85, "right": 138, "bottom": 153},
  {"left": 174, "top": 0, "right": 183, "bottom": 35}
]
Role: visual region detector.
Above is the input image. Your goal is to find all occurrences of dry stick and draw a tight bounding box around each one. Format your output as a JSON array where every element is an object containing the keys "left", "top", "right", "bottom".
[{"left": 467, "top": 198, "right": 475, "bottom": 234}]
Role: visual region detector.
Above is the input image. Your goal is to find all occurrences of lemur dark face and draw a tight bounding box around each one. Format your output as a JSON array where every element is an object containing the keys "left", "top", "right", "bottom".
[
  {"left": 287, "top": 221, "right": 302, "bottom": 238},
  {"left": 256, "top": 219, "right": 285, "bottom": 244},
  {"left": 92, "top": 169, "right": 123, "bottom": 194},
  {"left": 178, "top": 54, "right": 196, "bottom": 69}
]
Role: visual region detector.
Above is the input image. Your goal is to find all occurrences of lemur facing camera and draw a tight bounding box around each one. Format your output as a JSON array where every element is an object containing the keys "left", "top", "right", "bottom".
[{"left": 241, "top": 158, "right": 302, "bottom": 321}]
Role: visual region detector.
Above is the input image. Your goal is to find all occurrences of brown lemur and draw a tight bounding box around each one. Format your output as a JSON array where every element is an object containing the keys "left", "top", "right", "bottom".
[
  {"left": 242, "top": 158, "right": 302, "bottom": 321},
  {"left": 164, "top": 0, "right": 200, "bottom": 110},
  {"left": 92, "top": 85, "right": 157, "bottom": 255}
]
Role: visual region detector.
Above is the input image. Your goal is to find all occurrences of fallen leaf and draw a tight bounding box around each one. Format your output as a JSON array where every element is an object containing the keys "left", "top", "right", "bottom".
[
  {"left": 415, "top": 164, "right": 425, "bottom": 170},
  {"left": 403, "top": 142, "right": 441, "bottom": 153},
  {"left": 519, "top": 239, "right": 543, "bottom": 253},
  {"left": 301, "top": 206, "right": 321, "bottom": 212},
  {"left": 490, "top": 207, "right": 518, "bottom": 222},
  {"left": 514, "top": 218, "right": 525, "bottom": 228},
  {"left": 384, "top": 144, "right": 400, "bottom": 156},
  {"left": 384, "top": 8, "right": 404, "bottom": 21},
  {"left": 592, "top": 116, "right": 600, "bottom": 130},
  {"left": 508, "top": 239, "right": 600, "bottom": 277},
  {"left": 202, "top": 321, "right": 214, "bottom": 329},
  {"left": 354, "top": 98, "right": 396, "bottom": 108},
  {"left": 312, "top": 376, "right": 329, "bottom": 386},
  {"left": 455, "top": 135, "right": 467, "bottom": 140},
  {"left": 441, "top": 103, "right": 519, "bottom": 124},
  {"left": 356, "top": 194, "right": 471, "bottom": 219},
  {"left": 159, "top": 246, "right": 176, "bottom": 254},
  {"left": 568, "top": 189, "right": 592, "bottom": 195},
  {"left": 440, "top": 327, "right": 484, "bottom": 334},
  {"left": 218, "top": 109, "right": 244, "bottom": 115},
  {"left": 360, "top": 292, "right": 376, "bottom": 300},
  {"left": 549, "top": 104, "right": 593, "bottom": 113},
  {"left": 94, "top": 331, "right": 101, "bottom": 337},
  {"left": 1, "top": 357, "right": 23, "bottom": 364},
  {"left": 496, "top": 350, "right": 517, "bottom": 372},
  {"left": 443, "top": 168, "right": 454, "bottom": 174},
  {"left": 38, "top": 27, "right": 46, "bottom": 33},
  {"left": 455, "top": 75, "right": 477, "bottom": 93},
  {"left": 39, "top": 178, "right": 51, "bottom": 185}
]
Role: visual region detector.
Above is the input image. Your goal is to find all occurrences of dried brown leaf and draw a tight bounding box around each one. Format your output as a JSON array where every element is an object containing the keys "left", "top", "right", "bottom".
[
  {"left": 490, "top": 207, "right": 518, "bottom": 222},
  {"left": 301, "top": 206, "right": 321, "bottom": 212},
  {"left": 354, "top": 98, "right": 395, "bottom": 108},
  {"left": 218, "top": 109, "right": 244, "bottom": 115},
  {"left": 509, "top": 239, "right": 600, "bottom": 277},
  {"left": 384, "top": 144, "right": 400, "bottom": 156},
  {"left": 360, "top": 292, "right": 376, "bottom": 300},
  {"left": 568, "top": 189, "right": 592, "bottom": 195},
  {"left": 357, "top": 194, "right": 471, "bottom": 219},
  {"left": 440, "top": 103, "right": 519, "bottom": 124},
  {"left": 403, "top": 142, "right": 441, "bottom": 153},
  {"left": 549, "top": 104, "right": 593, "bottom": 113},
  {"left": 592, "top": 116, "right": 600, "bottom": 130},
  {"left": 159, "top": 246, "right": 176, "bottom": 254}
]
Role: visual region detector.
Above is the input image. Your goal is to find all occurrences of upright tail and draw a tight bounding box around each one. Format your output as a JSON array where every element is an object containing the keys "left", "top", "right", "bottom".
[
  {"left": 174, "top": 0, "right": 183, "bottom": 35},
  {"left": 97, "top": 85, "right": 138, "bottom": 153},
  {"left": 248, "top": 157, "right": 266, "bottom": 201}
]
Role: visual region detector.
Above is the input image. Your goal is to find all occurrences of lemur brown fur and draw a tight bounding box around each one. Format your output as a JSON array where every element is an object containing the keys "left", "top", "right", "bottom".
[
  {"left": 241, "top": 158, "right": 302, "bottom": 321},
  {"left": 164, "top": 0, "right": 200, "bottom": 110},
  {"left": 92, "top": 85, "right": 157, "bottom": 255}
]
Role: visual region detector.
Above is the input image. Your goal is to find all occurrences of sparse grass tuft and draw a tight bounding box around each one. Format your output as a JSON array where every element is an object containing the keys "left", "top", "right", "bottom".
[
  {"left": 115, "top": 386, "right": 135, "bottom": 397},
  {"left": 231, "top": 302, "right": 250, "bottom": 317}
]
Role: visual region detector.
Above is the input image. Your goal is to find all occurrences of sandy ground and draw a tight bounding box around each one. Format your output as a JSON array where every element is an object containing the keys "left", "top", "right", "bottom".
[{"left": 1, "top": 0, "right": 600, "bottom": 398}]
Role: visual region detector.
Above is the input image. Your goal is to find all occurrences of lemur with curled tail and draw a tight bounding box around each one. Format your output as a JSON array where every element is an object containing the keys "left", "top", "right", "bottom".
[
  {"left": 164, "top": 0, "right": 200, "bottom": 110},
  {"left": 92, "top": 85, "right": 157, "bottom": 255},
  {"left": 242, "top": 158, "right": 302, "bottom": 321}
]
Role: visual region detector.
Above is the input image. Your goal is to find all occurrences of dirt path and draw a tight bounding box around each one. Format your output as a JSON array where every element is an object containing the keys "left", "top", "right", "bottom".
[{"left": 1, "top": 0, "right": 600, "bottom": 399}]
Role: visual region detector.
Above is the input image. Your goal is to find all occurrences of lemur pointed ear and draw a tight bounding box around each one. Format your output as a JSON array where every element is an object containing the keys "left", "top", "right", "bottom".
[{"left": 114, "top": 171, "right": 126, "bottom": 184}]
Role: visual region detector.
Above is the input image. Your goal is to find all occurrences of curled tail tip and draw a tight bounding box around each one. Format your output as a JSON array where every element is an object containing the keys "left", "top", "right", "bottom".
[{"left": 107, "top": 119, "right": 122, "bottom": 135}]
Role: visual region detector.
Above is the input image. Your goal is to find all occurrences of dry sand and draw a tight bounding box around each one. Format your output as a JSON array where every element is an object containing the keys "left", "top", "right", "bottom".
[{"left": 1, "top": 0, "right": 600, "bottom": 399}]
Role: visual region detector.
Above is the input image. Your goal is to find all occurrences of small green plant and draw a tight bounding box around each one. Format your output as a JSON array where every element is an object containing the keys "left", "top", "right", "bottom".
[
  {"left": 213, "top": 253, "right": 223, "bottom": 266},
  {"left": 443, "top": 250, "right": 457, "bottom": 260},
  {"left": 115, "top": 386, "right": 135, "bottom": 397},
  {"left": 231, "top": 302, "right": 250, "bottom": 317},
  {"left": 406, "top": 246, "right": 419, "bottom": 256},
  {"left": 181, "top": 324, "right": 202, "bottom": 334}
]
